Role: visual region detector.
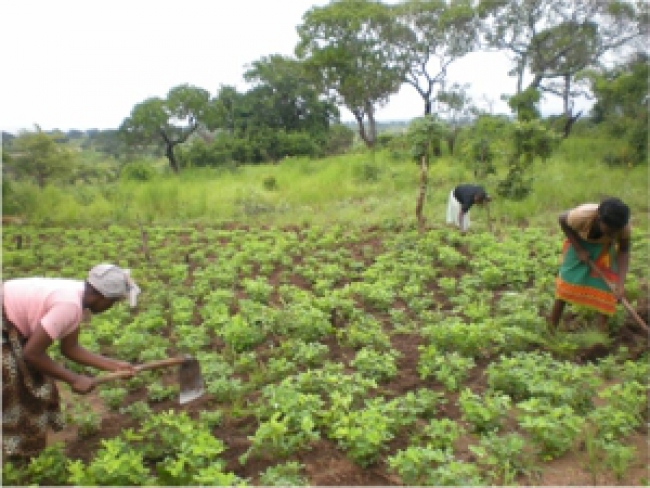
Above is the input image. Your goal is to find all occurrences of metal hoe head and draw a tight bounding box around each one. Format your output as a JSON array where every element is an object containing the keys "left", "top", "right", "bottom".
[{"left": 178, "top": 357, "right": 205, "bottom": 405}]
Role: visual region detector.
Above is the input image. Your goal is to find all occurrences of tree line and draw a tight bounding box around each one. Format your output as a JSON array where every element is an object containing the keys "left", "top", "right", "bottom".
[{"left": 3, "top": 0, "right": 647, "bottom": 194}]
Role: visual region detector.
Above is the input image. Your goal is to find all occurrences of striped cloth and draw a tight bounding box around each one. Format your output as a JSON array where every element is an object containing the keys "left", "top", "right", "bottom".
[{"left": 555, "top": 240, "right": 618, "bottom": 315}]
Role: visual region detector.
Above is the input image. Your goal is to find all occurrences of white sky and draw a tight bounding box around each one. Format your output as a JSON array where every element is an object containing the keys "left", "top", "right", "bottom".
[{"left": 1, "top": 0, "right": 589, "bottom": 133}]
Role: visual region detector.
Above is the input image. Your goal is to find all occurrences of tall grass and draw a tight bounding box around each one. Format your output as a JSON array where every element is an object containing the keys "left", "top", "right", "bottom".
[{"left": 7, "top": 134, "right": 648, "bottom": 234}]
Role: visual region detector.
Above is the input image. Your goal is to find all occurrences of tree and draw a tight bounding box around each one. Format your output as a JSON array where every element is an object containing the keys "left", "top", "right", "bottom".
[
  {"left": 6, "top": 125, "right": 75, "bottom": 188},
  {"left": 407, "top": 115, "right": 447, "bottom": 226},
  {"left": 436, "top": 82, "right": 477, "bottom": 154},
  {"left": 209, "top": 84, "right": 245, "bottom": 137},
  {"left": 120, "top": 84, "right": 212, "bottom": 173},
  {"left": 585, "top": 52, "right": 649, "bottom": 165},
  {"left": 392, "top": 0, "right": 479, "bottom": 116},
  {"left": 296, "top": 0, "right": 410, "bottom": 148},
  {"left": 243, "top": 54, "right": 340, "bottom": 136},
  {"left": 478, "top": 0, "right": 648, "bottom": 132}
]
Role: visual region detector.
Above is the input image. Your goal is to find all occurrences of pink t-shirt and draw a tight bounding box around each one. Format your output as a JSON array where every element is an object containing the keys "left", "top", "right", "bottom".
[{"left": 2, "top": 278, "right": 85, "bottom": 340}]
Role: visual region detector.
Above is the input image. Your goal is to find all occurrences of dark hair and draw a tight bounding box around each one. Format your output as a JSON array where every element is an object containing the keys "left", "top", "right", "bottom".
[
  {"left": 476, "top": 189, "right": 490, "bottom": 202},
  {"left": 598, "top": 197, "right": 630, "bottom": 229}
]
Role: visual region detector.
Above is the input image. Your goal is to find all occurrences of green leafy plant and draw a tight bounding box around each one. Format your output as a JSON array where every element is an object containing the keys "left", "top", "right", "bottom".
[
  {"left": 119, "top": 400, "right": 153, "bottom": 421},
  {"left": 418, "top": 348, "right": 475, "bottom": 391},
  {"left": 23, "top": 442, "right": 69, "bottom": 485},
  {"left": 146, "top": 381, "right": 178, "bottom": 402},
  {"left": 350, "top": 347, "right": 399, "bottom": 382},
  {"left": 517, "top": 399, "right": 585, "bottom": 460},
  {"left": 459, "top": 388, "right": 511, "bottom": 433},
  {"left": 219, "top": 314, "right": 267, "bottom": 352},
  {"left": 259, "top": 461, "right": 308, "bottom": 486},
  {"left": 470, "top": 432, "right": 538, "bottom": 484},
  {"left": 388, "top": 447, "right": 484, "bottom": 486},
  {"left": 67, "top": 404, "right": 102, "bottom": 438},
  {"left": 99, "top": 386, "right": 128, "bottom": 411},
  {"left": 67, "top": 438, "right": 153, "bottom": 486},
  {"left": 417, "top": 418, "right": 464, "bottom": 450}
]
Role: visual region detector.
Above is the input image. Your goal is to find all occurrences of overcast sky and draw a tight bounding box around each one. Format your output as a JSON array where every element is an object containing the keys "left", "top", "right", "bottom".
[{"left": 1, "top": 0, "right": 590, "bottom": 133}]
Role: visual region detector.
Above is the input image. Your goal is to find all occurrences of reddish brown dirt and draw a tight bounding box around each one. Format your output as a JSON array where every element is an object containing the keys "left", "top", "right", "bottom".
[
  {"left": 48, "top": 331, "right": 649, "bottom": 486},
  {"left": 38, "top": 226, "right": 650, "bottom": 486}
]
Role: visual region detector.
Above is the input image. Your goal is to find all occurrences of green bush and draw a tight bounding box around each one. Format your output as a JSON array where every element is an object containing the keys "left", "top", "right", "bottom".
[{"left": 120, "top": 161, "right": 157, "bottom": 181}]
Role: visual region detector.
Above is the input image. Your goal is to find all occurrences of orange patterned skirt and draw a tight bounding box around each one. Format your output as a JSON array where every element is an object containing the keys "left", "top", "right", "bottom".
[{"left": 555, "top": 240, "right": 618, "bottom": 315}]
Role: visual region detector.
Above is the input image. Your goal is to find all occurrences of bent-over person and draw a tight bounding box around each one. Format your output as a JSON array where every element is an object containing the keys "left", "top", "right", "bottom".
[
  {"left": 550, "top": 198, "right": 631, "bottom": 330},
  {"left": 446, "top": 184, "right": 491, "bottom": 232},
  {"left": 2, "top": 263, "right": 140, "bottom": 461}
]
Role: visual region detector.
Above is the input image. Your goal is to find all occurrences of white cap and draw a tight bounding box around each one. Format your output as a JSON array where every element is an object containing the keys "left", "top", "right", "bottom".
[{"left": 87, "top": 263, "right": 141, "bottom": 307}]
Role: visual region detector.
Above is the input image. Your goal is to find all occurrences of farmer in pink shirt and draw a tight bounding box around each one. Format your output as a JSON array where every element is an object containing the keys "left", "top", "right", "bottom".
[{"left": 2, "top": 263, "right": 141, "bottom": 460}]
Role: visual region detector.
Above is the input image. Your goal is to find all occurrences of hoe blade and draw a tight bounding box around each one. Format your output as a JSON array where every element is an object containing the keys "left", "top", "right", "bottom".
[{"left": 178, "top": 357, "right": 205, "bottom": 405}]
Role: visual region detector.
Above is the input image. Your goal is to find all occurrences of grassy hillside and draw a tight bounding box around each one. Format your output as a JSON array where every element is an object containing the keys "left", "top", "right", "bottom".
[{"left": 5, "top": 134, "right": 648, "bottom": 235}]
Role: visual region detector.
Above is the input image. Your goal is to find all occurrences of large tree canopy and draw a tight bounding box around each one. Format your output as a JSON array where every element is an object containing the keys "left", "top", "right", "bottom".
[
  {"left": 296, "top": 0, "right": 411, "bottom": 148},
  {"left": 6, "top": 125, "right": 75, "bottom": 188},
  {"left": 242, "top": 54, "right": 340, "bottom": 136},
  {"left": 120, "top": 84, "right": 212, "bottom": 173},
  {"left": 478, "top": 0, "right": 648, "bottom": 128},
  {"left": 392, "top": 0, "right": 479, "bottom": 116},
  {"left": 585, "top": 52, "right": 648, "bottom": 164}
]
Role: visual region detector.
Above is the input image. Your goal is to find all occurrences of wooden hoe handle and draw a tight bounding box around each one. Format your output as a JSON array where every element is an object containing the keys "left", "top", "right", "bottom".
[
  {"left": 92, "top": 357, "right": 188, "bottom": 386},
  {"left": 588, "top": 261, "right": 650, "bottom": 334}
]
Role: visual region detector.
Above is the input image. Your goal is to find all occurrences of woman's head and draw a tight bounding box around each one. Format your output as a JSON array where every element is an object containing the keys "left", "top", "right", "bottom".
[
  {"left": 83, "top": 264, "right": 140, "bottom": 314},
  {"left": 475, "top": 190, "right": 491, "bottom": 204},
  {"left": 598, "top": 197, "right": 630, "bottom": 234}
]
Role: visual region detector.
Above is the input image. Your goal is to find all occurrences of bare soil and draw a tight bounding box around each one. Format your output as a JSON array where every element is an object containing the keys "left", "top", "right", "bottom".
[
  {"left": 42, "top": 226, "right": 649, "bottom": 486},
  {"left": 49, "top": 324, "right": 649, "bottom": 486}
]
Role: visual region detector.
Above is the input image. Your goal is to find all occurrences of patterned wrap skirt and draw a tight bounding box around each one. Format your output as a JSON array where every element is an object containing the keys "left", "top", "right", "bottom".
[
  {"left": 2, "top": 317, "right": 65, "bottom": 459},
  {"left": 555, "top": 239, "right": 618, "bottom": 316}
]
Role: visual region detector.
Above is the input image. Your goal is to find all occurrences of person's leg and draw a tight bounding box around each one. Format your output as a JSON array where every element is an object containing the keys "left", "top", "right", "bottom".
[
  {"left": 598, "top": 313, "right": 609, "bottom": 332},
  {"left": 446, "top": 190, "right": 459, "bottom": 227},
  {"left": 549, "top": 299, "right": 566, "bottom": 328}
]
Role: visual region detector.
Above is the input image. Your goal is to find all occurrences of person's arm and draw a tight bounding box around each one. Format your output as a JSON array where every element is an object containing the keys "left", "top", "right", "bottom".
[
  {"left": 558, "top": 212, "right": 589, "bottom": 263},
  {"left": 22, "top": 325, "right": 95, "bottom": 394},
  {"left": 60, "top": 328, "right": 134, "bottom": 373}
]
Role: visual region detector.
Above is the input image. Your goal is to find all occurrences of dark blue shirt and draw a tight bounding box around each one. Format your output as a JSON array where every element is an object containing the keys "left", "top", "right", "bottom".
[{"left": 454, "top": 184, "right": 486, "bottom": 213}]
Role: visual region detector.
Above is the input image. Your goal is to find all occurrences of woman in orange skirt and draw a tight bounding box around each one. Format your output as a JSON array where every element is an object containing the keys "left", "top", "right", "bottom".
[{"left": 550, "top": 197, "right": 631, "bottom": 330}]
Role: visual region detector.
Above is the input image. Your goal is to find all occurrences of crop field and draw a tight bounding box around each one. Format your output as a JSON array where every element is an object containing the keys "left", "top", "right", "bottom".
[{"left": 2, "top": 221, "right": 648, "bottom": 486}]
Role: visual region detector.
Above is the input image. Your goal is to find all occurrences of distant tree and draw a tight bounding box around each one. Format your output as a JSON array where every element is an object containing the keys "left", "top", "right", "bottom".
[
  {"left": 66, "top": 129, "right": 85, "bottom": 140},
  {"left": 7, "top": 125, "right": 76, "bottom": 188},
  {"left": 88, "top": 129, "right": 128, "bottom": 158},
  {"left": 243, "top": 54, "right": 340, "bottom": 136},
  {"left": 407, "top": 115, "right": 447, "bottom": 226},
  {"left": 436, "top": 82, "right": 477, "bottom": 154},
  {"left": 210, "top": 84, "right": 244, "bottom": 136},
  {"left": 296, "top": 0, "right": 411, "bottom": 148},
  {"left": 392, "top": 0, "right": 479, "bottom": 116},
  {"left": 585, "top": 52, "right": 649, "bottom": 165},
  {"left": 478, "top": 0, "right": 648, "bottom": 133},
  {"left": 324, "top": 123, "right": 356, "bottom": 155},
  {"left": 120, "top": 84, "right": 212, "bottom": 173},
  {"left": 2, "top": 131, "right": 16, "bottom": 146}
]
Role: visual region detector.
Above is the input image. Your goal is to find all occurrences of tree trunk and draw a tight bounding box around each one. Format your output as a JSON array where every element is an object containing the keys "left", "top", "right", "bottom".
[
  {"left": 165, "top": 143, "right": 180, "bottom": 173},
  {"left": 366, "top": 104, "right": 377, "bottom": 149},
  {"left": 415, "top": 154, "right": 429, "bottom": 229},
  {"left": 562, "top": 110, "right": 582, "bottom": 139},
  {"left": 447, "top": 128, "right": 459, "bottom": 156},
  {"left": 353, "top": 104, "right": 377, "bottom": 149}
]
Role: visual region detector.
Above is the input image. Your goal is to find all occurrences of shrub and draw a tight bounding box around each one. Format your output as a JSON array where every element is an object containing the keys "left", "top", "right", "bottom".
[{"left": 120, "top": 161, "right": 157, "bottom": 181}]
